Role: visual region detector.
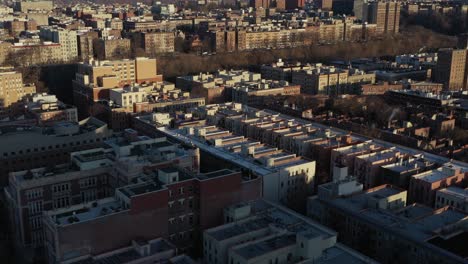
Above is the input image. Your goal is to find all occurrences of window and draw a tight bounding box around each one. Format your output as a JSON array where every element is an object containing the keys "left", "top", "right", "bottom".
[
  {"left": 179, "top": 187, "right": 184, "bottom": 194},
  {"left": 81, "top": 189, "right": 97, "bottom": 203},
  {"left": 52, "top": 183, "right": 70, "bottom": 194},
  {"left": 79, "top": 177, "right": 97, "bottom": 188},
  {"left": 29, "top": 216, "right": 42, "bottom": 230},
  {"left": 53, "top": 196, "right": 70, "bottom": 209},
  {"left": 28, "top": 201, "right": 43, "bottom": 215},
  {"left": 26, "top": 188, "right": 43, "bottom": 200}
]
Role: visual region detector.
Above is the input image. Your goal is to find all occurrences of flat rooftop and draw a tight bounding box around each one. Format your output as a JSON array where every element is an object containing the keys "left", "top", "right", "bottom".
[
  {"left": 412, "top": 167, "right": 456, "bottom": 183},
  {"left": 119, "top": 182, "right": 163, "bottom": 198},
  {"left": 367, "top": 185, "right": 404, "bottom": 200},
  {"left": 52, "top": 198, "right": 122, "bottom": 226},
  {"left": 382, "top": 158, "right": 434, "bottom": 173},
  {"left": 233, "top": 234, "right": 296, "bottom": 260},
  {"left": 73, "top": 239, "right": 174, "bottom": 264},
  {"left": 437, "top": 186, "right": 468, "bottom": 200}
]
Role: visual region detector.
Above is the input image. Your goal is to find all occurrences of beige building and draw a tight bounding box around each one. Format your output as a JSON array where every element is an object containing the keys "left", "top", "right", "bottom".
[
  {"left": 39, "top": 26, "right": 78, "bottom": 62},
  {"left": 14, "top": 0, "right": 53, "bottom": 12},
  {"left": 204, "top": 199, "right": 377, "bottom": 264},
  {"left": 0, "top": 71, "right": 36, "bottom": 117},
  {"left": 73, "top": 58, "right": 162, "bottom": 115},
  {"left": 292, "top": 64, "right": 375, "bottom": 94},
  {"left": 434, "top": 48, "right": 468, "bottom": 91},
  {"left": 93, "top": 38, "right": 131, "bottom": 60},
  {"left": 11, "top": 42, "right": 63, "bottom": 66},
  {"left": 141, "top": 31, "right": 175, "bottom": 55},
  {"left": 368, "top": 1, "right": 400, "bottom": 34}
]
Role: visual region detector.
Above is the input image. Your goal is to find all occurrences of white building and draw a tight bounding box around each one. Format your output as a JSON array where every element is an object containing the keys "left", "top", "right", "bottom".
[{"left": 109, "top": 86, "right": 147, "bottom": 108}]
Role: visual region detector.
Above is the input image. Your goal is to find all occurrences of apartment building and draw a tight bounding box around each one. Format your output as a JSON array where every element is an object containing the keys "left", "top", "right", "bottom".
[
  {"left": 308, "top": 182, "right": 467, "bottom": 264},
  {"left": 353, "top": 148, "right": 403, "bottom": 189},
  {"left": 39, "top": 26, "right": 78, "bottom": 62},
  {"left": 5, "top": 160, "right": 113, "bottom": 250},
  {"left": 0, "top": 117, "right": 112, "bottom": 186},
  {"left": 11, "top": 41, "right": 64, "bottom": 65},
  {"left": 292, "top": 64, "right": 375, "bottom": 94},
  {"left": 250, "top": 0, "right": 271, "bottom": 8},
  {"left": 260, "top": 59, "right": 310, "bottom": 82},
  {"left": 229, "top": 80, "right": 301, "bottom": 105},
  {"left": 176, "top": 70, "right": 262, "bottom": 104},
  {"left": 243, "top": 28, "right": 312, "bottom": 50},
  {"left": 93, "top": 38, "right": 131, "bottom": 60},
  {"left": 25, "top": 93, "right": 78, "bottom": 126},
  {"left": 14, "top": 0, "right": 53, "bottom": 12},
  {"left": 433, "top": 48, "right": 468, "bottom": 91},
  {"left": 105, "top": 82, "right": 205, "bottom": 130},
  {"left": 63, "top": 238, "right": 196, "bottom": 264},
  {"left": 5, "top": 131, "right": 200, "bottom": 260},
  {"left": 42, "top": 166, "right": 260, "bottom": 263},
  {"left": 204, "top": 199, "right": 376, "bottom": 264},
  {"left": 157, "top": 125, "right": 316, "bottom": 212},
  {"left": 408, "top": 165, "right": 466, "bottom": 207},
  {"left": 367, "top": 1, "right": 400, "bottom": 34},
  {"left": 140, "top": 31, "right": 175, "bottom": 54},
  {"left": 0, "top": 71, "right": 36, "bottom": 118},
  {"left": 77, "top": 31, "right": 98, "bottom": 60},
  {"left": 380, "top": 155, "right": 437, "bottom": 189},
  {"left": 72, "top": 58, "right": 162, "bottom": 116},
  {"left": 330, "top": 141, "right": 385, "bottom": 180},
  {"left": 435, "top": 187, "right": 468, "bottom": 213}
]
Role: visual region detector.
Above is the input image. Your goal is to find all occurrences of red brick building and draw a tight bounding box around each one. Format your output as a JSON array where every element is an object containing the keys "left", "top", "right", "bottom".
[{"left": 43, "top": 168, "right": 261, "bottom": 262}]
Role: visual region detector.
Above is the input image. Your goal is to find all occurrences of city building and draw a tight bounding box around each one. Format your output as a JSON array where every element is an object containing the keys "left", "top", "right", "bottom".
[
  {"left": 367, "top": 1, "right": 400, "bottom": 34},
  {"left": 435, "top": 186, "right": 468, "bottom": 213},
  {"left": 176, "top": 70, "right": 262, "bottom": 104},
  {"left": 25, "top": 93, "right": 78, "bottom": 126},
  {"left": 0, "top": 71, "right": 36, "bottom": 118},
  {"left": 39, "top": 26, "right": 78, "bottom": 62},
  {"left": 0, "top": 117, "right": 112, "bottom": 186},
  {"left": 5, "top": 131, "right": 201, "bottom": 259},
  {"left": 408, "top": 165, "right": 466, "bottom": 207},
  {"left": 291, "top": 64, "right": 375, "bottom": 94},
  {"left": 308, "top": 181, "right": 468, "bottom": 264},
  {"left": 72, "top": 58, "right": 162, "bottom": 116},
  {"left": 380, "top": 155, "right": 437, "bottom": 189},
  {"left": 93, "top": 37, "right": 131, "bottom": 60},
  {"left": 13, "top": 0, "right": 53, "bottom": 12},
  {"left": 229, "top": 80, "right": 301, "bottom": 105},
  {"left": 140, "top": 31, "right": 175, "bottom": 55},
  {"left": 204, "top": 199, "right": 376, "bottom": 264},
  {"left": 434, "top": 49, "right": 468, "bottom": 91},
  {"left": 63, "top": 238, "right": 197, "bottom": 264},
  {"left": 42, "top": 165, "right": 260, "bottom": 263},
  {"left": 353, "top": 148, "right": 403, "bottom": 189}
]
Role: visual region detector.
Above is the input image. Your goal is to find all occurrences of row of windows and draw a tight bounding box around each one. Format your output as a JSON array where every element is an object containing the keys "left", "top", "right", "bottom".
[
  {"left": 26, "top": 188, "right": 43, "bottom": 200},
  {"left": 52, "top": 183, "right": 70, "bottom": 194},
  {"left": 2, "top": 137, "right": 106, "bottom": 157},
  {"left": 28, "top": 200, "right": 43, "bottom": 215},
  {"left": 79, "top": 177, "right": 97, "bottom": 188},
  {"left": 29, "top": 216, "right": 42, "bottom": 230},
  {"left": 168, "top": 214, "right": 194, "bottom": 225},
  {"left": 168, "top": 197, "right": 194, "bottom": 209},
  {"left": 168, "top": 186, "right": 194, "bottom": 197}
]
